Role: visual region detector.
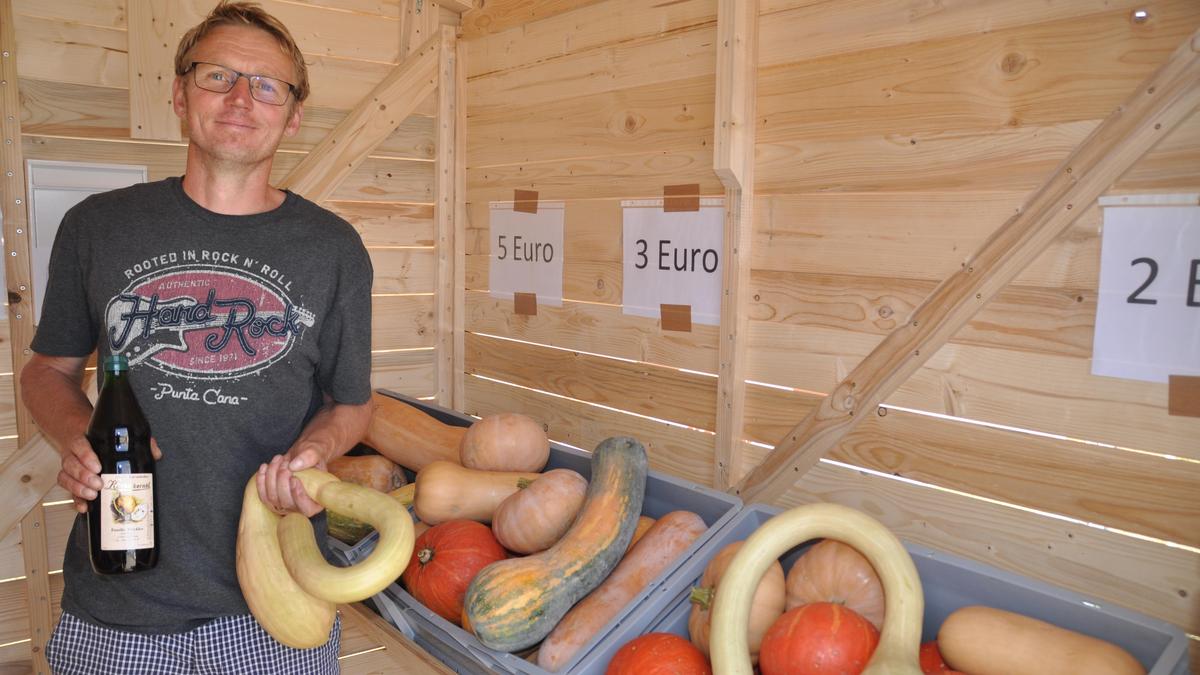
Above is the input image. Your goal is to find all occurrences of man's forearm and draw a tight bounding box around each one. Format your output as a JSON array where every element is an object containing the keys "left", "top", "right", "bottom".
[
  {"left": 289, "top": 399, "right": 373, "bottom": 466},
  {"left": 19, "top": 357, "right": 93, "bottom": 454}
]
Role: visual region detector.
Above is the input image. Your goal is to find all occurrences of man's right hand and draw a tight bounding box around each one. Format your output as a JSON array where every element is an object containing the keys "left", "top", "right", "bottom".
[{"left": 58, "top": 437, "right": 103, "bottom": 514}]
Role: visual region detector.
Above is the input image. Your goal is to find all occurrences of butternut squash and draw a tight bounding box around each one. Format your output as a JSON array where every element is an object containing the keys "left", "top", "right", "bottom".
[
  {"left": 237, "top": 469, "right": 415, "bottom": 648},
  {"left": 537, "top": 510, "right": 706, "bottom": 671},
  {"left": 364, "top": 393, "right": 466, "bottom": 471},
  {"left": 709, "top": 503, "right": 924, "bottom": 675},
  {"left": 462, "top": 436, "right": 648, "bottom": 652},
  {"left": 413, "top": 461, "right": 542, "bottom": 525},
  {"left": 327, "top": 453, "right": 407, "bottom": 492},
  {"left": 491, "top": 468, "right": 588, "bottom": 554},
  {"left": 938, "top": 606, "right": 1145, "bottom": 675}
]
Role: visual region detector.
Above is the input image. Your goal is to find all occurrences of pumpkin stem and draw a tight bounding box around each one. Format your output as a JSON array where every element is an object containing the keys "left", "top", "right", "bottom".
[
  {"left": 516, "top": 477, "right": 533, "bottom": 489},
  {"left": 417, "top": 546, "right": 434, "bottom": 565},
  {"left": 689, "top": 585, "right": 715, "bottom": 610}
]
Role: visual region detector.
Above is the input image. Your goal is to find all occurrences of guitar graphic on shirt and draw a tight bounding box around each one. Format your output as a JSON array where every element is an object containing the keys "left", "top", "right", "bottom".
[{"left": 105, "top": 292, "right": 315, "bottom": 366}]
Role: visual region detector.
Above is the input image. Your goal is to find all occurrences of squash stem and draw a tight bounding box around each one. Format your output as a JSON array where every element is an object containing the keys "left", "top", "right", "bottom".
[
  {"left": 689, "top": 585, "right": 714, "bottom": 610},
  {"left": 417, "top": 547, "right": 434, "bottom": 565},
  {"left": 516, "top": 477, "right": 533, "bottom": 489}
]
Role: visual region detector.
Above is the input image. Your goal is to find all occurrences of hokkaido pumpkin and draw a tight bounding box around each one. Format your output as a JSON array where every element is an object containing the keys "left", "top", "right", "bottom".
[
  {"left": 786, "top": 539, "right": 885, "bottom": 630},
  {"left": 462, "top": 436, "right": 648, "bottom": 652},
  {"left": 413, "top": 461, "right": 542, "bottom": 525},
  {"left": 364, "top": 393, "right": 466, "bottom": 471},
  {"left": 606, "top": 633, "right": 712, "bottom": 675},
  {"left": 491, "top": 469, "right": 588, "bottom": 554},
  {"left": 758, "top": 602, "right": 880, "bottom": 675},
  {"left": 460, "top": 412, "right": 550, "bottom": 472},
  {"left": 402, "top": 520, "right": 508, "bottom": 625},
  {"left": 688, "top": 540, "right": 785, "bottom": 665}
]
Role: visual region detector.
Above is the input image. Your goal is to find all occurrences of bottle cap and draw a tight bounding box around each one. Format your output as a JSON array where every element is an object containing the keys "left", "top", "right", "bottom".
[{"left": 103, "top": 354, "right": 130, "bottom": 372}]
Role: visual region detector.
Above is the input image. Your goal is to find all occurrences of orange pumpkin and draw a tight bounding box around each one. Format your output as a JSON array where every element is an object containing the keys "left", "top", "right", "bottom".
[
  {"left": 401, "top": 520, "right": 507, "bottom": 625},
  {"left": 491, "top": 469, "right": 588, "bottom": 554},
  {"left": 785, "top": 539, "right": 885, "bottom": 630},
  {"left": 759, "top": 602, "right": 879, "bottom": 675},
  {"left": 607, "top": 633, "right": 711, "bottom": 675},
  {"left": 460, "top": 412, "right": 550, "bottom": 472}
]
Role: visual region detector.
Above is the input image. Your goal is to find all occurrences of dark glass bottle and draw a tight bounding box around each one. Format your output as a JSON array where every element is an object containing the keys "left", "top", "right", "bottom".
[{"left": 86, "top": 354, "right": 158, "bottom": 574}]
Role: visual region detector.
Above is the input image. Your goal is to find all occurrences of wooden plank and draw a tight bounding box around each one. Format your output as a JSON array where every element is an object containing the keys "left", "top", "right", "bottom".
[
  {"left": 756, "top": 110, "right": 1200, "bottom": 195},
  {"left": 735, "top": 26, "right": 1200, "bottom": 504},
  {"left": 400, "top": 0, "right": 439, "bottom": 59},
  {"left": 461, "top": 0, "right": 607, "bottom": 39},
  {"left": 126, "top": 1, "right": 190, "bottom": 142},
  {"left": 434, "top": 26, "right": 459, "bottom": 408},
  {"left": 372, "top": 294, "right": 435, "bottom": 351},
  {"left": 712, "top": 0, "right": 758, "bottom": 488},
  {"left": 465, "top": 23, "right": 716, "bottom": 111},
  {"left": 38, "top": 505, "right": 73, "bottom": 576},
  {"left": 467, "top": 148, "right": 723, "bottom": 203},
  {"left": 756, "top": 1, "right": 1200, "bottom": 143},
  {"left": 452, "top": 36, "right": 467, "bottom": 411},
  {"left": 19, "top": 507, "right": 49, "bottom": 673},
  {"left": 464, "top": 375, "right": 716, "bottom": 485},
  {"left": 12, "top": 14, "right": 434, "bottom": 115},
  {"left": 466, "top": 75, "right": 714, "bottom": 169},
  {"left": 749, "top": 270, "right": 1097, "bottom": 359},
  {"left": 466, "top": 290, "right": 718, "bottom": 373},
  {"left": 0, "top": 579, "right": 30, "bottom": 646},
  {"left": 338, "top": 603, "right": 453, "bottom": 674},
  {"left": 280, "top": 34, "right": 439, "bottom": 203},
  {"left": 371, "top": 348, "right": 436, "bottom": 396},
  {"left": 746, "top": 321, "right": 1200, "bottom": 461},
  {"left": 466, "top": 332, "right": 717, "bottom": 431},
  {"left": 326, "top": 201, "right": 434, "bottom": 247},
  {"left": 464, "top": 0, "right": 713, "bottom": 79},
  {"left": 19, "top": 79, "right": 436, "bottom": 159},
  {"left": 367, "top": 247, "right": 436, "bottom": 295},
  {"left": 768, "top": 459, "right": 1200, "bottom": 635},
  {"left": 0, "top": 640, "right": 30, "bottom": 674},
  {"left": 0, "top": 436, "right": 59, "bottom": 542},
  {"left": 465, "top": 251, "right": 621, "bottom": 305},
  {"left": 753, "top": 192, "right": 1100, "bottom": 288},
  {"left": 1, "top": 0, "right": 36, "bottom": 444},
  {"left": 756, "top": 0, "right": 1180, "bottom": 68},
  {"left": 22, "top": 136, "right": 435, "bottom": 204},
  {"left": 743, "top": 384, "right": 1200, "bottom": 548}
]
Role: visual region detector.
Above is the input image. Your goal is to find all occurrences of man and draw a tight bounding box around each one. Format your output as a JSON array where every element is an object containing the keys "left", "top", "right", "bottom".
[{"left": 20, "top": 2, "right": 373, "bottom": 672}]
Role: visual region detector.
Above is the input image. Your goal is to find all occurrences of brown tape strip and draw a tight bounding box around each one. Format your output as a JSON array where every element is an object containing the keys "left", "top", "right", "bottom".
[
  {"left": 514, "top": 292, "right": 538, "bottom": 316},
  {"left": 660, "top": 304, "right": 692, "bottom": 332},
  {"left": 663, "top": 184, "right": 701, "bottom": 212},
  {"left": 1168, "top": 375, "right": 1200, "bottom": 417},
  {"left": 514, "top": 189, "right": 539, "bottom": 214}
]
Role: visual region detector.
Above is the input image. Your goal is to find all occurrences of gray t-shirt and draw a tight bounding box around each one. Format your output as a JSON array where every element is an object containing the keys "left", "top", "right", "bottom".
[{"left": 31, "top": 176, "right": 373, "bottom": 633}]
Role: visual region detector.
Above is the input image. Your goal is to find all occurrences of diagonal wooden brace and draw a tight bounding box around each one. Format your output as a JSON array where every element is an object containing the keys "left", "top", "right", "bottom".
[
  {"left": 734, "top": 28, "right": 1200, "bottom": 505},
  {"left": 280, "top": 33, "right": 441, "bottom": 203}
]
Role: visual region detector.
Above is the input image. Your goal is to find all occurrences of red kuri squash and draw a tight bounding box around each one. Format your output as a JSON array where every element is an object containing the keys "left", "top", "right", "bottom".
[
  {"left": 606, "top": 633, "right": 712, "bottom": 675},
  {"left": 759, "top": 602, "right": 880, "bottom": 675},
  {"left": 401, "top": 519, "right": 507, "bottom": 625}
]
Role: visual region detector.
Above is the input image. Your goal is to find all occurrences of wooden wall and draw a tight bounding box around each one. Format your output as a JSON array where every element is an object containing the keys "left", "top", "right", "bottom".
[
  {"left": 0, "top": 0, "right": 456, "bottom": 670},
  {"left": 460, "top": 0, "right": 1200, "bottom": 667}
]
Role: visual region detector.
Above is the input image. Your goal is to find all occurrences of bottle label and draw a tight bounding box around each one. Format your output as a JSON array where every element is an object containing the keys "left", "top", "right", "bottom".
[{"left": 99, "top": 473, "right": 154, "bottom": 551}]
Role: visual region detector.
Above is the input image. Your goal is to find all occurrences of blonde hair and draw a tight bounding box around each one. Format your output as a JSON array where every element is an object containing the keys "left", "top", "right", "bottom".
[{"left": 174, "top": 1, "right": 309, "bottom": 103}]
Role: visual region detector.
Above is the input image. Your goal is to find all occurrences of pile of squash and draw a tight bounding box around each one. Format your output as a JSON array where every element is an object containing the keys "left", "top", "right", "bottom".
[
  {"left": 606, "top": 502, "right": 1149, "bottom": 675},
  {"left": 337, "top": 393, "right": 706, "bottom": 672}
]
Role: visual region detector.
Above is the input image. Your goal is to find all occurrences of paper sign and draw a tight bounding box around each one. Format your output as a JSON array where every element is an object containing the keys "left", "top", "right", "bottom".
[
  {"left": 489, "top": 201, "right": 564, "bottom": 307},
  {"left": 622, "top": 199, "right": 724, "bottom": 325},
  {"left": 1092, "top": 203, "right": 1200, "bottom": 382}
]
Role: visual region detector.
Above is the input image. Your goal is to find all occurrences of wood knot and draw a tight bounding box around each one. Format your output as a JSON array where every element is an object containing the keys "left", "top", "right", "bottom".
[
  {"left": 1000, "top": 52, "right": 1027, "bottom": 76},
  {"left": 21, "top": 474, "right": 32, "bottom": 483}
]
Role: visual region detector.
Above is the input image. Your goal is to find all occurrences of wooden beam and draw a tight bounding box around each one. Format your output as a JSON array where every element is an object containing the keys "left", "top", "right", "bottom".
[
  {"left": 434, "top": 25, "right": 461, "bottom": 409},
  {"left": 279, "top": 34, "right": 439, "bottom": 203},
  {"left": 439, "top": 0, "right": 475, "bottom": 14},
  {"left": 451, "top": 36, "right": 467, "bottom": 411},
  {"left": 734, "top": 27, "right": 1200, "bottom": 505},
  {"left": 712, "top": 0, "right": 758, "bottom": 489},
  {"left": 339, "top": 603, "right": 454, "bottom": 674},
  {"left": 127, "top": 1, "right": 195, "bottom": 142},
  {"left": 400, "top": 0, "right": 441, "bottom": 59},
  {"left": 20, "top": 505, "right": 50, "bottom": 675}
]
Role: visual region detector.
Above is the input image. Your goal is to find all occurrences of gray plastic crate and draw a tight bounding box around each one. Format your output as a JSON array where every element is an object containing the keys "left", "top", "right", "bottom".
[
  {"left": 625, "top": 503, "right": 1191, "bottom": 675},
  {"left": 333, "top": 391, "right": 743, "bottom": 675}
]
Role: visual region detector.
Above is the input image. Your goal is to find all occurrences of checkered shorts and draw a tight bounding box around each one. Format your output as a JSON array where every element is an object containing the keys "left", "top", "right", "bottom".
[{"left": 45, "top": 611, "right": 341, "bottom": 674}]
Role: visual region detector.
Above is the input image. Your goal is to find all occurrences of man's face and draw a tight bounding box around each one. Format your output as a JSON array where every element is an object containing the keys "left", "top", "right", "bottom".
[{"left": 172, "top": 24, "right": 303, "bottom": 169}]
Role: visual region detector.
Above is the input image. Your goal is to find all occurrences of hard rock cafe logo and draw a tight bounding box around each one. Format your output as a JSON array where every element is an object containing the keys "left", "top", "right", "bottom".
[{"left": 105, "top": 264, "right": 314, "bottom": 380}]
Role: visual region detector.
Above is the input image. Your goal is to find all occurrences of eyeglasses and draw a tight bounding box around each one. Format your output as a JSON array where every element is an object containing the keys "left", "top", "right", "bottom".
[{"left": 188, "top": 62, "right": 296, "bottom": 106}]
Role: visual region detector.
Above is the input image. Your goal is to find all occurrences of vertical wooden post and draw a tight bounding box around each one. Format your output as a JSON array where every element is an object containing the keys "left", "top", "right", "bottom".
[
  {"left": 401, "top": 0, "right": 440, "bottom": 59},
  {"left": 435, "top": 25, "right": 462, "bottom": 409},
  {"left": 127, "top": 1, "right": 190, "bottom": 142},
  {"left": 452, "top": 36, "right": 467, "bottom": 411},
  {"left": 712, "top": 0, "right": 758, "bottom": 489},
  {"left": 1, "top": 3, "right": 53, "bottom": 671}
]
